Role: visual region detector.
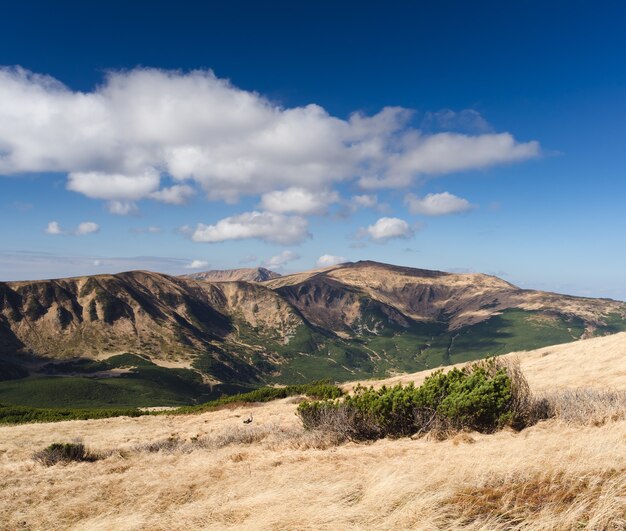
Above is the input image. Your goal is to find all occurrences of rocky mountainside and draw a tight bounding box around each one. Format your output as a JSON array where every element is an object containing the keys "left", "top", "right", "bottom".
[
  {"left": 1, "top": 261, "right": 625, "bottom": 405},
  {"left": 182, "top": 267, "right": 281, "bottom": 282}
]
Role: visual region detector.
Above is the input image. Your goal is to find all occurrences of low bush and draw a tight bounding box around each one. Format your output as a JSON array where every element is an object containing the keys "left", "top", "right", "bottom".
[
  {"left": 32, "top": 442, "right": 99, "bottom": 466},
  {"left": 297, "top": 358, "right": 545, "bottom": 440}
]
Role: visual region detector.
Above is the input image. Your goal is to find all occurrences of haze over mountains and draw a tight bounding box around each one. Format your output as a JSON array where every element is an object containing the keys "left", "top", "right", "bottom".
[{"left": 1, "top": 261, "right": 625, "bottom": 406}]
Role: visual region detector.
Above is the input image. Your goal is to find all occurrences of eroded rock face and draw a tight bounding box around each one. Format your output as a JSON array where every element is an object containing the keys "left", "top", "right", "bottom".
[
  {"left": 1, "top": 261, "right": 625, "bottom": 385},
  {"left": 1, "top": 272, "right": 233, "bottom": 360}
]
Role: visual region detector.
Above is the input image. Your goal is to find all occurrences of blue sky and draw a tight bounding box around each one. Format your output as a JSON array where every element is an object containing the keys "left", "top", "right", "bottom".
[{"left": 0, "top": 1, "right": 625, "bottom": 300}]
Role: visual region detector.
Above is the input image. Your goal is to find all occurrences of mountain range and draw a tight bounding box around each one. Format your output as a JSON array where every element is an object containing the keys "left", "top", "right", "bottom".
[{"left": 1, "top": 261, "right": 624, "bottom": 407}]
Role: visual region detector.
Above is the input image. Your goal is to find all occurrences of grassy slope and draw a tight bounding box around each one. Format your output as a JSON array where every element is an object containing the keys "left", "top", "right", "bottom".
[
  {"left": 0, "top": 308, "right": 612, "bottom": 407},
  {"left": 0, "top": 332, "right": 624, "bottom": 530},
  {"left": 0, "top": 354, "right": 215, "bottom": 408},
  {"left": 273, "top": 308, "right": 589, "bottom": 384}
]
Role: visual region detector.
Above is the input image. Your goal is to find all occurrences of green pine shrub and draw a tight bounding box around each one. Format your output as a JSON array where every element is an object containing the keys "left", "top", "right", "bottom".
[{"left": 297, "top": 358, "right": 543, "bottom": 440}]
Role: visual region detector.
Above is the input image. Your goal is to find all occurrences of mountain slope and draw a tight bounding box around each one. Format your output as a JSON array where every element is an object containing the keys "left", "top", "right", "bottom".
[
  {"left": 182, "top": 267, "right": 280, "bottom": 282},
  {"left": 0, "top": 261, "right": 624, "bottom": 406},
  {"left": 1, "top": 333, "right": 624, "bottom": 530}
]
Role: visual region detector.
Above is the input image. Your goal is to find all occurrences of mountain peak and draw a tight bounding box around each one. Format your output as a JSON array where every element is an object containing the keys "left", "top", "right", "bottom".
[{"left": 182, "top": 267, "right": 281, "bottom": 283}]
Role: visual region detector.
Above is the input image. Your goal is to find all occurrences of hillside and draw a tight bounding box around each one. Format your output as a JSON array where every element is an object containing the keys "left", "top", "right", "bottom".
[
  {"left": 0, "top": 333, "right": 624, "bottom": 529},
  {"left": 1, "top": 261, "right": 625, "bottom": 407},
  {"left": 182, "top": 267, "right": 281, "bottom": 282}
]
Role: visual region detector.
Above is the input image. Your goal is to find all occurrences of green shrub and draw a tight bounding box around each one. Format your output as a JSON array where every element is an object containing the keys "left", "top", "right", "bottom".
[
  {"left": 297, "top": 358, "right": 539, "bottom": 440},
  {"left": 32, "top": 442, "right": 98, "bottom": 466}
]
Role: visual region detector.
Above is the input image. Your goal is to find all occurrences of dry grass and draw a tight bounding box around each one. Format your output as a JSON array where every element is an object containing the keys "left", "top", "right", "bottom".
[
  {"left": 343, "top": 331, "right": 626, "bottom": 393},
  {"left": 0, "top": 333, "right": 625, "bottom": 530},
  {"left": 447, "top": 468, "right": 625, "bottom": 529},
  {"left": 542, "top": 388, "right": 626, "bottom": 426}
]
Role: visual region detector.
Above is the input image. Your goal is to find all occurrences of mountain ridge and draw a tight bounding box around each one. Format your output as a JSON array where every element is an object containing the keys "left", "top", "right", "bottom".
[
  {"left": 182, "top": 267, "right": 281, "bottom": 283},
  {"left": 1, "top": 260, "right": 625, "bottom": 406}
]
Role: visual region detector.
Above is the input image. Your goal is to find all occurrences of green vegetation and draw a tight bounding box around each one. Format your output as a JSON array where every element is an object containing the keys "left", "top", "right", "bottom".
[
  {"left": 0, "top": 381, "right": 343, "bottom": 425},
  {"left": 0, "top": 373, "right": 209, "bottom": 409},
  {"left": 0, "top": 354, "right": 214, "bottom": 408},
  {"left": 0, "top": 403, "right": 142, "bottom": 425},
  {"left": 269, "top": 309, "right": 588, "bottom": 385},
  {"left": 172, "top": 381, "right": 343, "bottom": 414},
  {"left": 0, "top": 360, "right": 29, "bottom": 381},
  {"left": 297, "top": 358, "right": 540, "bottom": 440},
  {"left": 594, "top": 312, "right": 626, "bottom": 335},
  {"left": 0, "top": 307, "right": 614, "bottom": 409}
]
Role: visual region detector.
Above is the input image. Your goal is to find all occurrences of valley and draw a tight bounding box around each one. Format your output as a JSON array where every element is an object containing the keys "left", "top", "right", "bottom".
[{"left": 1, "top": 261, "right": 625, "bottom": 407}]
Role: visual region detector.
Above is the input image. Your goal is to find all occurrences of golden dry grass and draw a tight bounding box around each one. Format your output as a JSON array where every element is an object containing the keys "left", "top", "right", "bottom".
[
  {"left": 1, "top": 333, "right": 625, "bottom": 530},
  {"left": 343, "top": 331, "right": 626, "bottom": 392}
]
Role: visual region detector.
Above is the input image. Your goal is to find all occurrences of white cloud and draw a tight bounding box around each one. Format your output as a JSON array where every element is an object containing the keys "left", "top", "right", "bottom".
[
  {"left": 191, "top": 211, "right": 310, "bottom": 245},
  {"left": 67, "top": 170, "right": 160, "bottom": 200},
  {"left": 149, "top": 184, "right": 195, "bottom": 205},
  {"left": 350, "top": 194, "right": 378, "bottom": 209},
  {"left": 259, "top": 187, "right": 338, "bottom": 215},
  {"left": 75, "top": 221, "right": 100, "bottom": 235},
  {"left": 316, "top": 254, "right": 347, "bottom": 267},
  {"left": 263, "top": 250, "right": 300, "bottom": 269},
  {"left": 361, "top": 217, "right": 414, "bottom": 242},
  {"left": 359, "top": 132, "right": 540, "bottom": 189},
  {"left": 107, "top": 200, "right": 138, "bottom": 215},
  {"left": 405, "top": 192, "right": 475, "bottom": 216},
  {"left": 45, "top": 220, "right": 99, "bottom": 236},
  {"left": 45, "top": 221, "right": 63, "bottom": 235},
  {"left": 0, "top": 67, "right": 540, "bottom": 210},
  {"left": 184, "top": 259, "right": 209, "bottom": 269}
]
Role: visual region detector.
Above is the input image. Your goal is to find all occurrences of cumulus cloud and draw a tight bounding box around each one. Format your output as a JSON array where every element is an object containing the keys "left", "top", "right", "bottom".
[
  {"left": 405, "top": 192, "right": 475, "bottom": 216},
  {"left": 191, "top": 211, "right": 310, "bottom": 244},
  {"left": 45, "top": 221, "right": 63, "bottom": 235},
  {"left": 107, "top": 200, "right": 138, "bottom": 215},
  {"left": 260, "top": 188, "right": 339, "bottom": 215},
  {"left": 359, "top": 132, "right": 539, "bottom": 189},
  {"left": 360, "top": 217, "right": 415, "bottom": 242},
  {"left": 149, "top": 184, "right": 195, "bottom": 205},
  {"left": 66, "top": 170, "right": 160, "bottom": 200},
  {"left": 45, "top": 220, "right": 99, "bottom": 235},
  {"left": 316, "top": 254, "right": 348, "bottom": 267},
  {"left": 184, "top": 259, "right": 209, "bottom": 269},
  {"left": 263, "top": 250, "right": 300, "bottom": 269},
  {"left": 75, "top": 222, "right": 100, "bottom": 235},
  {"left": 0, "top": 67, "right": 540, "bottom": 212},
  {"left": 350, "top": 194, "right": 378, "bottom": 209}
]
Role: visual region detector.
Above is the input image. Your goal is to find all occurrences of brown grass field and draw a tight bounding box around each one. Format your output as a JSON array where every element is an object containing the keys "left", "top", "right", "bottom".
[{"left": 1, "top": 333, "right": 625, "bottom": 530}]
